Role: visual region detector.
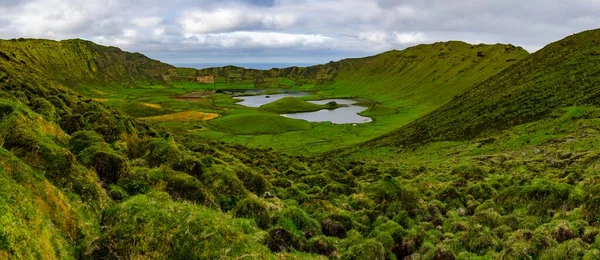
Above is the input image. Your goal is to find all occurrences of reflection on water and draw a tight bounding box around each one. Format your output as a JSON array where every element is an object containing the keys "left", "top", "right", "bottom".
[
  {"left": 282, "top": 99, "right": 372, "bottom": 124},
  {"left": 235, "top": 92, "right": 310, "bottom": 107},
  {"left": 234, "top": 93, "right": 372, "bottom": 124}
]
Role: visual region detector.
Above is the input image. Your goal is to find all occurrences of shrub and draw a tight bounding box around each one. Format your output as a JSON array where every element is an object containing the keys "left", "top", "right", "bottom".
[
  {"left": 234, "top": 169, "right": 269, "bottom": 196},
  {"left": 342, "top": 239, "right": 385, "bottom": 260},
  {"left": 498, "top": 229, "right": 555, "bottom": 259},
  {"left": 29, "top": 97, "right": 56, "bottom": 119},
  {"left": 118, "top": 167, "right": 213, "bottom": 206},
  {"left": 366, "top": 175, "right": 417, "bottom": 209},
  {"left": 172, "top": 155, "right": 204, "bottom": 177},
  {"left": 60, "top": 113, "right": 87, "bottom": 134},
  {"left": 232, "top": 197, "right": 271, "bottom": 229},
  {"left": 499, "top": 179, "right": 574, "bottom": 216},
  {"left": 459, "top": 224, "right": 500, "bottom": 255},
  {"left": 300, "top": 174, "right": 329, "bottom": 187},
  {"left": 78, "top": 144, "right": 129, "bottom": 184},
  {"left": 69, "top": 131, "right": 104, "bottom": 155},
  {"left": 472, "top": 208, "right": 503, "bottom": 228},
  {"left": 583, "top": 185, "right": 600, "bottom": 224},
  {"left": 538, "top": 239, "right": 587, "bottom": 260},
  {"left": 95, "top": 192, "right": 271, "bottom": 259},
  {"left": 307, "top": 235, "right": 339, "bottom": 256},
  {"left": 277, "top": 207, "right": 321, "bottom": 238},
  {"left": 451, "top": 164, "right": 486, "bottom": 181},
  {"left": 266, "top": 227, "right": 306, "bottom": 252}
]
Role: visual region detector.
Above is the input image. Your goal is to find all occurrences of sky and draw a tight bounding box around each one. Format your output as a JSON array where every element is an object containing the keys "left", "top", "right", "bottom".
[{"left": 1, "top": 0, "right": 599, "bottom": 67}]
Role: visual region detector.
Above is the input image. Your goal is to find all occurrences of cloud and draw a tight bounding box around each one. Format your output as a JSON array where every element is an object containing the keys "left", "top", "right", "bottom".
[
  {"left": 184, "top": 31, "right": 332, "bottom": 49},
  {"left": 394, "top": 32, "right": 428, "bottom": 45},
  {"left": 1, "top": 0, "right": 600, "bottom": 64},
  {"left": 179, "top": 7, "right": 296, "bottom": 34}
]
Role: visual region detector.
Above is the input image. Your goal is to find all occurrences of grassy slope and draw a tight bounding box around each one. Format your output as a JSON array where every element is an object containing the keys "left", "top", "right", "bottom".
[
  {"left": 207, "top": 110, "right": 313, "bottom": 135},
  {"left": 363, "top": 28, "right": 600, "bottom": 149},
  {"left": 259, "top": 97, "right": 339, "bottom": 113},
  {"left": 193, "top": 42, "right": 528, "bottom": 154},
  {"left": 0, "top": 38, "right": 173, "bottom": 88},
  {"left": 324, "top": 42, "right": 527, "bottom": 107},
  {"left": 0, "top": 39, "right": 324, "bottom": 259}
]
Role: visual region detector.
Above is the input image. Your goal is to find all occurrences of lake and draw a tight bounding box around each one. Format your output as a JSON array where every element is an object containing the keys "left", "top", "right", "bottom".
[
  {"left": 234, "top": 93, "right": 372, "bottom": 124},
  {"left": 235, "top": 92, "right": 311, "bottom": 107}
]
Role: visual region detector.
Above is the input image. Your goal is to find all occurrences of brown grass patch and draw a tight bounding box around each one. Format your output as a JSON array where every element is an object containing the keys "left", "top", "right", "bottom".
[
  {"left": 142, "top": 102, "right": 162, "bottom": 109},
  {"left": 142, "top": 111, "right": 220, "bottom": 122}
]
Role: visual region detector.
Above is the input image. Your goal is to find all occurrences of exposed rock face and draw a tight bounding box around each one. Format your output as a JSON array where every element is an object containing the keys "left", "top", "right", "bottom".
[{"left": 196, "top": 75, "right": 215, "bottom": 83}]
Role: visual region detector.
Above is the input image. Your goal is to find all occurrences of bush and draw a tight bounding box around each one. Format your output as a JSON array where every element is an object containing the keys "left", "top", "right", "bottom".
[
  {"left": 60, "top": 113, "right": 87, "bottom": 134},
  {"left": 232, "top": 197, "right": 271, "bottom": 229},
  {"left": 451, "top": 164, "right": 486, "bottom": 181},
  {"left": 78, "top": 144, "right": 129, "bottom": 184},
  {"left": 277, "top": 207, "right": 321, "bottom": 238},
  {"left": 234, "top": 169, "right": 269, "bottom": 196},
  {"left": 119, "top": 167, "right": 213, "bottom": 206},
  {"left": 29, "top": 97, "right": 56, "bottom": 119},
  {"left": 300, "top": 174, "right": 329, "bottom": 187},
  {"left": 499, "top": 179, "right": 574, "bottom": 216},
  {"left": 498, "top": 229, "right": 555, "bottom": 259},
  {"left": 342, "top": 239, "right": 385, "bottom": 260},
  {"left": 201, "top": 166, "right": 248, "bottom": 211},
  {"left": 583, "top": 185, "right": 600, "bottom": 224},
  {"left": 366, "top": 175, "right": 417, "bottom": 209},
  {"left": 69, "top": 131, "right": 104, "bottom": 155},
  {"left": 459, "top": 224, "right": 500, "bottom": 255},
  {"left": 307, "top": 235, "right": 339, "bottom": 256},
  {"left": 266, "top": 227, "right": 306, "bottom": 252},
  {"left": 95, "top": 192, "right": 271, "bottom": 259},
  {"left": 538, "top": 239, "right": 587, "bottom": 260}
]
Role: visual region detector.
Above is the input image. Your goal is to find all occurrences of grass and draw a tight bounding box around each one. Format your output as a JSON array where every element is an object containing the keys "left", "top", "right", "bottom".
[
  {"left": 95, "top": 192, "right": 273, "bottom": 259},
  {"left": 207, "top": 111, "right": 313, "bottom": 135},
  {"left": 142, "top": 111, "right": 220, "bottom": 122},
  {"left": 363, "top": 28, "right": 600, "bottom": 149},
  {"left": 259, "top": 97, "right": 341, "bottom": 114}
]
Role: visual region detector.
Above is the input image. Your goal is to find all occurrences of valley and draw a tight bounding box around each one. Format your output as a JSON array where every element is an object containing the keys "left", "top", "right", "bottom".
[{"left": 1, "top": 28, "right": 600, "bottom": 259}]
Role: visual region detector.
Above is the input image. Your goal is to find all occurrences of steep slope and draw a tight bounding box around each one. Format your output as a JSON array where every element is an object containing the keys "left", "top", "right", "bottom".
[
  {"left": 0, "top": 38, "right": 174, "bottom": 88},
  {"left": 365, "top": 28, "right": 600, "bottom": 148},
  {"left": 196, "top": 41, "right": 529, "bottom": 109}
]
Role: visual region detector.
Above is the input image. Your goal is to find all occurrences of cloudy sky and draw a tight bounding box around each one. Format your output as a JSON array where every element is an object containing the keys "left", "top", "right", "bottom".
[{"left": 1, "top": 0, "right": 599, "bottom": 67}]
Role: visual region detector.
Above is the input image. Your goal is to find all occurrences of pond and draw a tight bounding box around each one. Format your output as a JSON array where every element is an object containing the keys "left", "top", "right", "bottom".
[
  {"left": 234, "top": 92, "right": 372, "bottom": 124},
  {"left": 234, "top": 92, "right": 311, "bottom": 107},
  {"left": 283, "top": 99, "right": 373, "bottom": 124}
]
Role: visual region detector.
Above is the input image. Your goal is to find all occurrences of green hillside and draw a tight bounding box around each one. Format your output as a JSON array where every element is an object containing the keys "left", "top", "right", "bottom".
[
  {"left": 190, "top": 42, "right": 529, "bottom": 153},
  {"left": 365, "top": 28, "right": 600, "bottom": 149},
  {"left": 197, "top": 42, "right": 529, "bottom": 110},
  {"left": 0, "top": 38, "right": 174, "bottom": 88},
  {"left": 259, "top": 97, "right": 340, "bottom": 113}
]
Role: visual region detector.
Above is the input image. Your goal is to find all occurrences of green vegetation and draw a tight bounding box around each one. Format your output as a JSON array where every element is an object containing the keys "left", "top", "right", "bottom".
[
  {"left": 260, "top": 97, "right": 341, "bottom": 113},
  {"left": 3, "top": 28, "right": 600, "bottom": 259},
  {"left": 207, "top": 111, "right": 313, "bottom": 134},
  {"left": 364, "top": 29, "right": 600, "bottom": 149}
]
